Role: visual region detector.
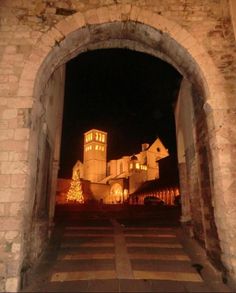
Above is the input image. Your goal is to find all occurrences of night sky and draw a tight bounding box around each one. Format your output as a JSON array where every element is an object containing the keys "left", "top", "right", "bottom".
[{"left": 59, "top": 49, "right": 182, "bottom": 178}]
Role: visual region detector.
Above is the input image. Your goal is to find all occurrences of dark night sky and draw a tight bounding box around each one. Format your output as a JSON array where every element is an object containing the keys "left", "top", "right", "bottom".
[{"left": 59, "top": 49, "right": 182, "bottom": 178}]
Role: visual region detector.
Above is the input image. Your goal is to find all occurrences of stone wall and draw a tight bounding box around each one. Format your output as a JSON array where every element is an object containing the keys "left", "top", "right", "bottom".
[
  {"left": 0, "top": 0, "right": 235, "bottom": 291},
  {"left": 88, "top": 182, "right": 110, "bottom": 202}
]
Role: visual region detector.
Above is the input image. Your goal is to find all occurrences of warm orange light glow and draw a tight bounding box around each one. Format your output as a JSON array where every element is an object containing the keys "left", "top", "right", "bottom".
[
  {"left": 85, "top": 145, "right": 92, "bottom": 152},
  {"left": 124, "top": 189, "right": 128, "bottom": 201},
  {"left": 66, "top": 170, "right": 84, "bottom": 203},
  {"left": 86, "top": 133, "right": 93, "bottom": 142},
  {"left": 94, "top": 144, "right": 105, "bottom": 151},
  {"left": 94, "top": 131, "right": 106, "bottom": 143},
  {"left": 140, "top": 165, "right": 147, "bottom": 170}
]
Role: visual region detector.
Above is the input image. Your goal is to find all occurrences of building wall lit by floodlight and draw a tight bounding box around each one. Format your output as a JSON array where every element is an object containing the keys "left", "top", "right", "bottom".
[{"left": 57, "top": 129, "right": 171, "bottom": 204}]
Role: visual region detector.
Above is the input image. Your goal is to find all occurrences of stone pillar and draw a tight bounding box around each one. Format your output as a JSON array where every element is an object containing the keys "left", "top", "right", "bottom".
[
  {"left": 175, "top": 79, "right": 194, "bottom": 227},
  {"left": 48, "top": 160, "right": 60, "bottom": 234},
  {"left": 178, "top": 162, "right": 191, "bottom": 223},
  {"left": 0, "top": 106, "right": 31, "bottom": 293},
  {"left": 206, "top": 107, "right": 236, "bottom": 284}
]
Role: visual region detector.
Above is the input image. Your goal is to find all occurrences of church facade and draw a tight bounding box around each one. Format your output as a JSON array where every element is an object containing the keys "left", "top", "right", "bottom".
[{"left": 58, "top": 128, "right": 170, "bottom": 204}]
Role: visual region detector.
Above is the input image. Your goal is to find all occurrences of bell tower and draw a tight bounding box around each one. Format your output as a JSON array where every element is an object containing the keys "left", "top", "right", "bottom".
[{"left": 83, "top": 129, "right": 107, "bottom": 182}]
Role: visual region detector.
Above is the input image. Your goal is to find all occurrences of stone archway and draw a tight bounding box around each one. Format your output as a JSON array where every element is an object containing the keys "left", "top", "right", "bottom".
[{"left": 15, "top": 4, "right": 234, "bottom": 290}]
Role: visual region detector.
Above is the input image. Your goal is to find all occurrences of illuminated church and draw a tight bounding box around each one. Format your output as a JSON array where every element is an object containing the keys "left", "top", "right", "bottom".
[{"left": 67, "top": 128, "right": 170, "bottom": 204}]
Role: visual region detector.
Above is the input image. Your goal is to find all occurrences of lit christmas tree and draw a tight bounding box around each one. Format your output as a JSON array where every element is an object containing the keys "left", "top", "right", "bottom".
[{"left": 66, "top": 169, "right": 84, "bottom": 203}]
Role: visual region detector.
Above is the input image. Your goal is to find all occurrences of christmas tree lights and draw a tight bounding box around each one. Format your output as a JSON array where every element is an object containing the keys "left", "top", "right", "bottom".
[{"left": 66, "top": 169, "right": 84, "bottom": 203}]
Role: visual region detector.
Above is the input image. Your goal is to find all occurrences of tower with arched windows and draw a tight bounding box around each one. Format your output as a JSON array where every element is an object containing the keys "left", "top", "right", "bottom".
[{"left": 83, "top": 129, "right": 107, "bottom": 182}]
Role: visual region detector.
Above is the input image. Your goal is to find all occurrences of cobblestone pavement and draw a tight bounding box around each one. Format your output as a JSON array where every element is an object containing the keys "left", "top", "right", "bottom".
[{"left": 21, "top": 205, "right": 232, "bottom": 292}]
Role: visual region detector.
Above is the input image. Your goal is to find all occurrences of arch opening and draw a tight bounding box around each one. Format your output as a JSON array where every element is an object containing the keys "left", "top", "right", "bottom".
[
  {"left": 19, "top": 12, "right": 229, "bottom": 288},
  {"left": 59, "top": 48, "right": 181, "bottom": 206}
]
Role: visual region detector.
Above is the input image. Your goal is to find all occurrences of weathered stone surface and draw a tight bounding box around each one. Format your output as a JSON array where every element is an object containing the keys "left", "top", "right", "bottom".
[
  {"left": 0, "top": 162, "right": 28, "bottom": 174},
  {"left": 0, "top": 189, "right": 25, "bottom": 203},
  {"left": 0, "top": 218, "right": 21, "bottom": 231},
  {"left": 5, "top": 277, "right": 19, "bottom": 292},
  {"left": 0, "top": 204, "right": 5, "bottom": 216},
  {"left": 8, "top": 203, "right": 22, "bottom": 217},
  {"left": 14, "top": 129, "right": 29, "bottom": 141},
  {"left": 0, "top": 175, "right": 10, "bottom": 188},
  {"left": 8, "top": 151, "right": 28, "bottom": 161},
  {"left": 5, "top": 231, "right": 19, "bottom": 241},
  {"left": 11, "top": 174, "right": 27, "bottom": 188},
  {"left": 2, "top": 109, "right": 17, "bottom": 120}
]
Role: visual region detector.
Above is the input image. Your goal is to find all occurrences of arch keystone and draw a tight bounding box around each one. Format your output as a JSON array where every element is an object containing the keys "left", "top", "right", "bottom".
[
  {"left": 130, "top": 5, "right": 142, "bottom": 22},
  {"left": 96, "top": 6, "right": 111, "bottom": 23},
  {"left": 108, "top": 5, "right": 123, "bottom": 22},
  {"left": 84, "top": 9, "right": 100, "bottom": 25}
]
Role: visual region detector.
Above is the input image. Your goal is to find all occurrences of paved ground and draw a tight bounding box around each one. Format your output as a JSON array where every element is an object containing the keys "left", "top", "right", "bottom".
[{"left": 21, "top": 204, "right": 232, "bottom": 292}]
